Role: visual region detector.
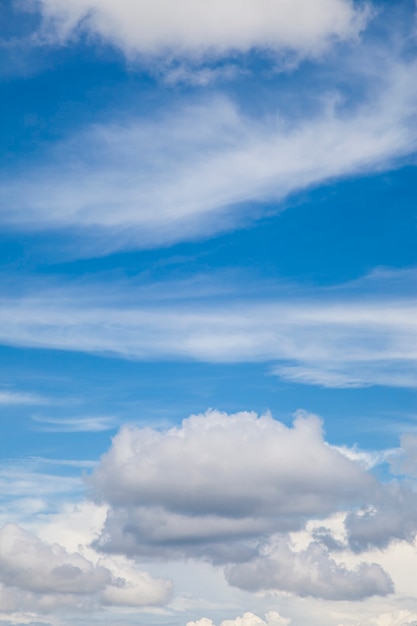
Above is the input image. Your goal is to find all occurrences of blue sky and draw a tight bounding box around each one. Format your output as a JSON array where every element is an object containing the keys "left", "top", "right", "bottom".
[{"left": 0, "top": 1, "right": 416, "bottom": 625}]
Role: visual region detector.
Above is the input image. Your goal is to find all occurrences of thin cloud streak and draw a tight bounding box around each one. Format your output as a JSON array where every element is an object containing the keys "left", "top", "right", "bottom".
[
  {"left": 0, "top": 390, "right": 50, "bottom": 405},
  {"left": 0, "top": 285, "right": 415, "bottom": 388},
  {"left": 31, "top": 415, "right": 117, "bottom": 433},
  {"left": 0, "top": 55, "right": 415, "bottom": 253}
]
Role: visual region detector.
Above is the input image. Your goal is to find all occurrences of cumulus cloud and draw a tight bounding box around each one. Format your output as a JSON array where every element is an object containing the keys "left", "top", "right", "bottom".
[
  {"left": 99, "top": 555, "right": 172, "bottom": 607},
  {"left": 85, "top": 408, "right": 417, "bottom": 598},
  {"left": 31, "top": 0, "right": 369, "bottom": 61},
  {"left": 0, "top": 524, "right": 171, "bottom": 615},
  {"left": 388, "top": 434, "right": 417, "bottom": 478},
  {"left": 345, "top": 485, "right": 417, "bottom": 553},
  {"left": 85, "top": 409, "right": 399, "bottom": 600},
  {"left": 342, "top": 433, "right": 417, "bottom": 551},
  {"left": 225, "top": 538, "right": 393, "bottom": 600},
  {"left": 89, "top": 411, "right": 372, "bottom": 532},
  {"left": 0, "top": 524, "right": 110, "bottom": 595},
  {"left": 187, "top": 612, "right": 291, "bottom": 626}
]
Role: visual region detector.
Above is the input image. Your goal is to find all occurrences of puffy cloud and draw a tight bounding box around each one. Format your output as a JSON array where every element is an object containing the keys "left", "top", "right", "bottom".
[
  {"left": 87, "top": 409, "right": 417, "bottom": 600},
  {"left": 31, "top": 0, "right": 369, "bottom": 61},
  {"left": 0, "top": 524, "right": 172, "bottom": 615},
  {"left": 388, "top": 434, "right": 417, "bottom": 478},
  {"left": 98, "top": 555, "right": 172, "bottom": 607},
  {"left": 341, "top": 428, "right": 417, "bottom": 552},
  {"left": 90, "top": 411, "right": 374, "bottom": 563},
  {"left": 86, "top": 409, "right": 399, "bottom": 600},
  {"left": 0, "top": 524, "right": 110, "bottom": 595},
  {"left": 225, "top": 539, "right": 393, "bottom": 600},
  {"left": 91, "top": 410, "right": 371, "bottom": 519},
  {"left": 345, "top": 485, "right": 417, "bottom": 552},
  {"left": 187, "top": 612, "right": 291, "bottom": 626}
]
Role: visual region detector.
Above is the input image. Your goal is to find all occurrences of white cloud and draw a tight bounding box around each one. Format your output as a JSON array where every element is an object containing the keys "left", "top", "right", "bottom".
[
  {"left": 0, "top": 458, "right": 93, "bottom": 528},
  {"left": 388, "top": 434, "right": 417, "bottom": 478},
  {"left": 99, "top": 555, "right": 172, "bottom": 607},
  {"left": 0, "top": 523, "right": 172, "bottom": 616},
  {"left": 35, "top": 500, "right": 108, "bottom": 554},
  {"left": 161, "top": 63, "right": 245, "bottom": 86},
  {"left": 225, "top": 539, "right": 392, "bottom": 600},
  {"left": 90, "top": 410, "right": 372, "bottom": 527},
  {"left": 85, "top": 408, "right": 417, "bottom": 597},
  {"left": 85, "top": 409, "right": 398, "bottom": 600},
  {"left": 0, "top": 464, "right": 82, "bottom": 501},
  {"left": 340, "top": 610, "right": 417, "bottom": 626},
  {"left": 32, "top": 0, "right": 369, "bottom": 61},
  {"left": 188, "top": 612, "right": 291, "bottom": 626},
  {"left": 0, "top": 524, "right": 110, "bottom": 595},
  {"left": 0, "top": 390, "right": 49, "bottom": 405},
  {"left": 0, "top": 52, "right": 416, "bottom": 252},
  {"left": 31, "top": 415, "right": 117, "bottom": 433},
  {"left": 332, "top": 445, "right": 395, "bottom": 471},
  {"left": 0, "top": 281, "right": 416, "bottom": 388},
  {"left": 345, "top": 485, "right": 417, "bottom": 552},
  {"left": 2, "top": 415, "right": 417, "bottom": 622}
]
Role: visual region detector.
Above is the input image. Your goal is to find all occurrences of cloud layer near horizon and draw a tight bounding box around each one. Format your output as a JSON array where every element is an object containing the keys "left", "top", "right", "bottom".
[
  {"left": 187, "top": 610, "right": 417, "bottom": 626},
  {"left": 187, "top": 612, "right": 291, "bottom": 626}
]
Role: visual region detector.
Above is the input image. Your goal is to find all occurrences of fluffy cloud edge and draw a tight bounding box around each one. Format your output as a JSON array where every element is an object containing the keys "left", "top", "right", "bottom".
[
  {"left": 0, "top": 523, "right": 172, "bottom": 616},
  {"left": 30, "top": 0, "right": 371, "bottom": 62}
]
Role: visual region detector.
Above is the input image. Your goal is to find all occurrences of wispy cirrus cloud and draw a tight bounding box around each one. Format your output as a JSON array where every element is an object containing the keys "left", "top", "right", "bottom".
[
  {"left": 0, "top": 389, "right": 49, "bottom": 405},
  {"left": 0, "top": 460, "right": 85, "bottom": 527},
  {"left": 0, "top": 273, "right": 415, "bottom": 388},
  {"left": 31, "top": 415, "right": 117, "bottom": 432},
  {"left": 0, "top": 52, "right": 415, "bottom": 254}
]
